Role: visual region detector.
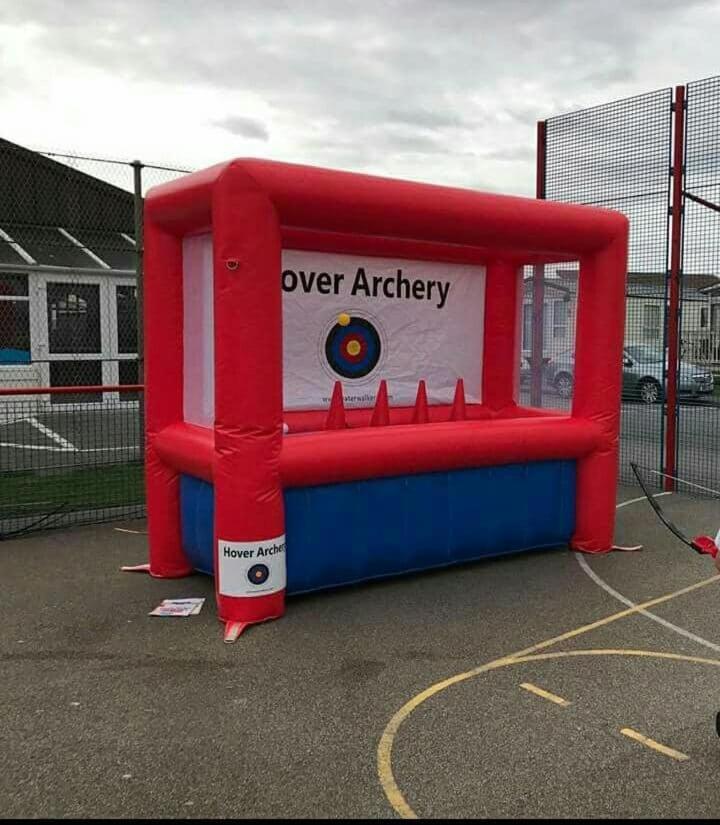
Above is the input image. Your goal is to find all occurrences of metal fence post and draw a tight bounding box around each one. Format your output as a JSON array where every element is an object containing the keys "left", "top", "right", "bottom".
[
  {"left": 132, "top": 160, "right": 145, "bottom": 467},
  {"left": 665, "top": 86, "right": 686, "bottom": 492},
  {"left": 531, "top": 120, "right": 547, "bottom": 407},
  {"left": 132, "top": 160, "right": 144, "bottom": 386}
]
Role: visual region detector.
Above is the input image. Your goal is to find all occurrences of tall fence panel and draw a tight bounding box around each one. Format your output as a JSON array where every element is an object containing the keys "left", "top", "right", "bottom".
[
  {"left": 0, "top": 141, "right": 191, "bottom": 536},
  {"left": 677, "top": 77, "right": 720, "bottom": 494},
  {"left": 540, "top": 89, "right": 674, "bottom": 486}
]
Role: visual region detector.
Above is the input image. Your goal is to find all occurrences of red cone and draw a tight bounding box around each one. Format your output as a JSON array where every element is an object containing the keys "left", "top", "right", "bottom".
[
  {"left": 450, "top": 378, "right": 466, "bottom": 421},
  {"left": 412, "top": 380, "right": 429, "bottom": 424},
  {"left": 370, "top": 380, "right": 390, "bottom": 427},
  {"left": 325, "top": 381, "right": 346, "bottom": 429}
]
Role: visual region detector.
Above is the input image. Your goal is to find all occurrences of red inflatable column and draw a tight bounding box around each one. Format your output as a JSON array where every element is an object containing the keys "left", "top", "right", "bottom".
[
  {"left": 212, "top": 165, "right": 285, "bottom": 640},
  {"left": 482, "top": 260, "right": 521, "bottom": 414},
  {"left": 144, "top": 214, "right": 192, "bottom": 578},
  {"left": 571, "top": 230, "right": 628, "bottom": 552}
]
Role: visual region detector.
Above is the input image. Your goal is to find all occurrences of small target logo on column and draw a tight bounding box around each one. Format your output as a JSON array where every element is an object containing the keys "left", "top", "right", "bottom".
[
  {"left": 247, "top": 564, "right": 270, "bottom": 586},
  {"left": 324, "top": 312, "right": 383, "bottom": 380}
]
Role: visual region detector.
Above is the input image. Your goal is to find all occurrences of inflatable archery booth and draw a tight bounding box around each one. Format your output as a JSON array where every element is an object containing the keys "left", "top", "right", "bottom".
[{"left": 137, "top": 159, "right": 628, "bottom": 641}]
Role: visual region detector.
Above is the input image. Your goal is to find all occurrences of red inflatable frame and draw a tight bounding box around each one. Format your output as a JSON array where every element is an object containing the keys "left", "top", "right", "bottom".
[{"left": 141, "top": 158, "right": 628, "bottom": 639}]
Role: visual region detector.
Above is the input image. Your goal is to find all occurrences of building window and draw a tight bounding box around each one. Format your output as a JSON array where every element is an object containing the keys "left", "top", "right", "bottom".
[
  {"left": 711, "top": 304, "right": 720, "bottom": 334},
  {"left": 49, "top": 360, "right": 103, "bottom": 403},
  {"left": 701, "top": 306, "right": 709, "bottom": 328},
  {"left": 642, "top": 304, "right": 661, "bottom": 343},
  {"left": 553, "top": 300, "right": 568, "bottom": 340},
  {"left": 116, "top": 285, "right": 138, "bottom": 354},
  {"left": 47, "top": 282, "right": 101, "bottom": 354},
  {"left": 0, "top": 273, "right": 31, "bottom": 364},
  {"left": 118, "top": 358, "right": 140, "bottom": 401},
  {"left": 522, "top": 304, "right": 532, "bottom": 350},
  {"left": 523, "top": 302, "right": 561, "bottom": 349},
  {"left": 119, "top": 359, "right": 138, "bottom": 385}
]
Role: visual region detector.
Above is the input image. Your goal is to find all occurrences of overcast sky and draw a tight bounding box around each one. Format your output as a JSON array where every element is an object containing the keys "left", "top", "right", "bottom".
[{"left": 1, "top": 0, "right": 719, "bottom": 195}]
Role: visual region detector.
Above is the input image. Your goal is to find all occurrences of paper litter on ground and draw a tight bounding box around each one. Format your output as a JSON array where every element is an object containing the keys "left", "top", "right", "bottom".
[{"left": 149, "top": 598, "right": 205, "bottom": 617}]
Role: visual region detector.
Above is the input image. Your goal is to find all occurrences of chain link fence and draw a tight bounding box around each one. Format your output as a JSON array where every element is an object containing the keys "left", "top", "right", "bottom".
[
  {"left": 540, "top": 79, "right": 720, "bottom": 493},
  {"left": 0, "top": 391, "right": 143, "bottom": 536},
  {"left": 677, "top": 76, "right": 720, "bottom": 493},
  {"left": 545, "top": 89, "right": 673, "bottom": 487},
  {"left": 0, "top": 138, "right": 191, "bottom": 536},
  {"left": 525, "top": 89, "right": 675, "bottom": 491}
]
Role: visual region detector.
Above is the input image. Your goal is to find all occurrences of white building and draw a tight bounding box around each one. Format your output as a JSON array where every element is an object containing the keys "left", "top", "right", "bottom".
[
  {"left": 522, "top": 270, "right": 720, "bottom": 368},
  {"left": 0, "top": 138, "right": 139, "bottom": 403}
]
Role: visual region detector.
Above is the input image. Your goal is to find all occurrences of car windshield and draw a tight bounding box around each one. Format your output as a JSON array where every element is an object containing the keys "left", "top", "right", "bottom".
[{"left": 625, "top": 345, "right": 664, "bottom": 364}]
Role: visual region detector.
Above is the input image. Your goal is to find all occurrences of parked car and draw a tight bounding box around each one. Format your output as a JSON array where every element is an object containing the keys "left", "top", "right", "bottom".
[
  {"left": 519, "top": 353, "right": 551, "bottom": 387},
  {"left": 545, "top": 344, "right": 714, "bottom": 404}
]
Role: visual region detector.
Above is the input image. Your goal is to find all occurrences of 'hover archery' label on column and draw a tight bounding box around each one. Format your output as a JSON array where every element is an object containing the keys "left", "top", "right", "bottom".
[{"left": 217, "top": 536, "right": 286, "bottom": 597}]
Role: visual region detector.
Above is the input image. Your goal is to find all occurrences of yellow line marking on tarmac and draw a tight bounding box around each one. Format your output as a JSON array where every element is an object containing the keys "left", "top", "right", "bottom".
[
  {"left": 377, "top": 573, "right": 720, "bottom": 819},
  {"left": 520, "top": 682, "right": 570, "bottom": 706},
  {"left": 506, "top": 573, "right": 720, "bottom": 661},
  {"left": 620, "top": 727, "right": 689, "bottom": 762}
]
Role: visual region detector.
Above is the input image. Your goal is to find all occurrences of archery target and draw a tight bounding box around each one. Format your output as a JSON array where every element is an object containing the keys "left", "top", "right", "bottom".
[
  {"left": 324, "top": 314, "right": 383, "bottom": 380},
  {"left": 247, "top": 563, "right": 270, "bottom": 586}
]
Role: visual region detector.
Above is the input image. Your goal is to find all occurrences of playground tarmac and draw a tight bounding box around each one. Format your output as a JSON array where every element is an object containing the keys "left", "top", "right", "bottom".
[{"left": 2, "top": 485, "right": 720, "bottom": 818}]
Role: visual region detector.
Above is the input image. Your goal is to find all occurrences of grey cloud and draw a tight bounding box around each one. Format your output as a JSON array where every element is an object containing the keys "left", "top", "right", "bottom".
[
  {"left": 0, "top": 0, "right": 710, "bottom": 194},
  {"left": 214, "top": 116, "right": 269, "bottom": 140},
  {"left": 385, "top": 108, "right": 467, "bottom": 130},
  {"left": 480, "top": 145, "right": 536, "bottom": 162}
]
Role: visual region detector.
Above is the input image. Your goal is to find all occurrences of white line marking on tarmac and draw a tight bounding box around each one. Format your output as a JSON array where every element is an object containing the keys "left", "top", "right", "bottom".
[
  {"left": 0, "top": 415, "right": 37, "bottom": 427},
  {"left": 26, "top": 417, "right": 76, "bottom": 451},
  {"left": 615, "top": 492, "right": 672, "bottom": 510},
  {"left": 0, "top": 442, "right": 67, "bottom": 452},
  {"left": 0, "top": 442, "right": 139, "bottom": 453},
  {"left": 576, "top": 491, "right": 720, "bottom": 655}
]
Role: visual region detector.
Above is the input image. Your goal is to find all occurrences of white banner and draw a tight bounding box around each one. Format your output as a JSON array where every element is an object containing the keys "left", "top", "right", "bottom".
[
  {"left": 282, "top": 250, "right": 485, "bottom": 410},
  {"left": 217, "top": 536, "right": 286, "bottom": 598}
]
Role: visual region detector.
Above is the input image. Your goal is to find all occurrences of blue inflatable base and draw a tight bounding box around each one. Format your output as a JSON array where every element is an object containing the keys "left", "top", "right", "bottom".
[{"left": 180, "top": 460, "right": 576, "bottom": 596}]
